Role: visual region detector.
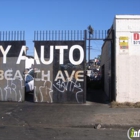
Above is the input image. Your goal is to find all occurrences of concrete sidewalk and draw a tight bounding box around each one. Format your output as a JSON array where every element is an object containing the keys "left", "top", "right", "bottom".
[{"left": 0, "top": 101, "right": 139, "bottom": 129}]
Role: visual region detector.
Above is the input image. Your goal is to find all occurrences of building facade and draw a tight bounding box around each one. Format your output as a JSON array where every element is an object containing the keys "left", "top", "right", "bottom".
[{"left": 101, "top": 15, "right": 140, "bottom": 103}]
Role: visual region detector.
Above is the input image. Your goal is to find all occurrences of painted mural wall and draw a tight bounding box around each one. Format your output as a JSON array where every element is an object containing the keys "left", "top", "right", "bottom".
[
  {"left": 34, "top": 41, "right": 86, "bottom": 103},
  {"left": 0, "top": 41, "right": 26, "bottom": 101},
  {"left": 0, "top": 30, "right": 86, "bottom": 103}
]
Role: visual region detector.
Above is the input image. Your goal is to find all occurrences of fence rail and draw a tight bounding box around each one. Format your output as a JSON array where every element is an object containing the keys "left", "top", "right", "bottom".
[
  {"left": 0, "top": 30, "right": 109, "bottom": 41},
  {"left": 87, "top": 30, "right": 108, "bottom": 40},
  {"left": 0, "top": 31, "right": 25, "bottom": 41},
  {"left": 34, "top": 30, "right": 86, "bottom": 41}
]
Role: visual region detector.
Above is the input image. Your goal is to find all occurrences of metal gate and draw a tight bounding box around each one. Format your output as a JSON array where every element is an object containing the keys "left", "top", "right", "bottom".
[
  {"left": 0, "top": 31, "right": 25, "bottom": 102},
  {"left": 0, "top": 29, "right": 115, "bottom": 103},
  {"left": 33, "top": 30, "right": 87, "bottom": 103}
]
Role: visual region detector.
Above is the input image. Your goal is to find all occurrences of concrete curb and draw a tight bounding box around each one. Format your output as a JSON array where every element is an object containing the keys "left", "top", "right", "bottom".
[{"left": 69, "top": 124, "right": 140, "bottom": 129}]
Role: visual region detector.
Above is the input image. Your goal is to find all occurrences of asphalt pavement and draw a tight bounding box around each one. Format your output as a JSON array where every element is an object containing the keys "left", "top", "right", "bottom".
[
  {"left": 0, "top": 89, "right": 140, "bottom": 140},
  {"left": 0, "top": 95, "right": 140, "bottom": 130}
]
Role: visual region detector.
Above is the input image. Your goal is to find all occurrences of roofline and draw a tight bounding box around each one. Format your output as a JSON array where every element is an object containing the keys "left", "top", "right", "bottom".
[{"left": 115, "top": 15, "right": 140, "bottom": 19}]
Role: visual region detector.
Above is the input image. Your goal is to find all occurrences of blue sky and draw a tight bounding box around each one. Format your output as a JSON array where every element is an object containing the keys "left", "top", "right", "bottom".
[{"left": 1, "top": 0, "right": 140, "bottom": 59}]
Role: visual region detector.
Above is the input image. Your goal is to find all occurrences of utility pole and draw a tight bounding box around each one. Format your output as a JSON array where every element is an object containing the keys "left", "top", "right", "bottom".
[{"left": 88, "top": 25, "right": 93, "bottom": 68}]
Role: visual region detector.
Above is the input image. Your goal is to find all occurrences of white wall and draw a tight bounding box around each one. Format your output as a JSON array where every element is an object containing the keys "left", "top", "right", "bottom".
[
  {"left": 100, "top": 35, "right": 111, "bottom": 97},
  {"left": 114, "top": 15, "right": 140, "bottom": 102}
]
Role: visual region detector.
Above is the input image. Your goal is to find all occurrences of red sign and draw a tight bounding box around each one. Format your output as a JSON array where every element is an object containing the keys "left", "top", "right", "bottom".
[
  {"left": 133, "top": 33, "right": 140, "bottom": 40},
  {"left": 133, "top": 33, "right": 140, "bottom": 45}
]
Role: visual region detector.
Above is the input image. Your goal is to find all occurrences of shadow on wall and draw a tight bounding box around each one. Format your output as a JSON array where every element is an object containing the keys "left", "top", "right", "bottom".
[
  {"left": 25, "top": 92, "right": 34, "bottom": 102},
  {"left": 86, "top": 76, "right": 108, "bottom": 104}
]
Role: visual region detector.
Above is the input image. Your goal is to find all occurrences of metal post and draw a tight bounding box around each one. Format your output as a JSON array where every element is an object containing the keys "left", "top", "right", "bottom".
[
  {"left": 84, "top": 30, "right": 87, "bottom": 103},
  {"left": 88, "top": 32, "right": 90, "bottom": 67},
  {"left": 88, "top": 25, "right": 93, "bottom": 68}
]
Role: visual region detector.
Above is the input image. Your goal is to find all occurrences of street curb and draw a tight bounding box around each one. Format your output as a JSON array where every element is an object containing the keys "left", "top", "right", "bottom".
[{"left": 70, "top": 124, "right": 140, "bottom": 129}]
